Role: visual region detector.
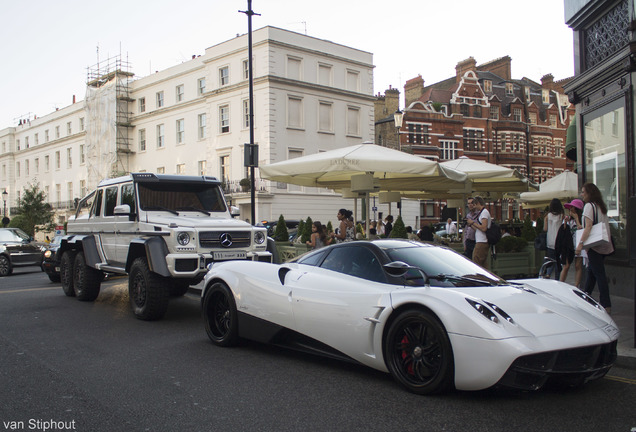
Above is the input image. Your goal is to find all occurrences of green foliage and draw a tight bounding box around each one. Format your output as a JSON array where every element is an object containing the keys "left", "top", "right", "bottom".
[
  {"left": 521, "top": 214, "right": 536, "bottom": 242},
  {"left": 389, "top": 215, "right": 407, "bottom": 239},
  {"left": 12, "top": 183, "right": 55, "bottom": 237},
  {"left": 297, "top": 219, "right": 305, "bottom": 241},
  {"left": 495, "top": 236, "right": 528, "bottom": 253},
  {"left": 326, "top": 221, "right": 333, "bottom": 234},
  {"left": 356, "top": 223, "right": 365, "bottom": 239},
  {"left": 7, "top": 214, "right": 30, "bottom": 235},
  {"left": 534, "top": 213, "right": 544, "bottom": 235},
  {"left": 273, "top": 214, "right": 289, "bottom": 242},
  {"left": 301, "top": 216, "right": 313, "bottom": 243}
]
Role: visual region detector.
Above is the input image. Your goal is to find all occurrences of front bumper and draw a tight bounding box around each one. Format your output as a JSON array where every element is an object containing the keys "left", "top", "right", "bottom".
[{"left": 166, "top": 251, "right": 272, "bottom": 277}]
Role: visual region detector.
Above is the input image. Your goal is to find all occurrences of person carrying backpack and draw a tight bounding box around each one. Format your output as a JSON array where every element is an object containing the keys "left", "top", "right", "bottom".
[{"left": 466, "top": 196, "right": 491, "bottom": 269}]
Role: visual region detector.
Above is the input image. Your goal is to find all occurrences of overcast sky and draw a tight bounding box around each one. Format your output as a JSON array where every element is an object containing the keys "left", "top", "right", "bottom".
[{"left": 0, "top": 0, "right": 574, "bottom": 126}]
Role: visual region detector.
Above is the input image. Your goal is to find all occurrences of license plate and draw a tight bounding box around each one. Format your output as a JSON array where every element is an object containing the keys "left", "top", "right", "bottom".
[{"left": 213, "top": 251, "right": 247, "bottom": 261}]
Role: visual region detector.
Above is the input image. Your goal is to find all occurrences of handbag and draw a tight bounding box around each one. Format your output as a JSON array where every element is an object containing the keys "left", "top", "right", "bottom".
[{"left": 575, "top": 203, "right": 613, "bottom": 254}]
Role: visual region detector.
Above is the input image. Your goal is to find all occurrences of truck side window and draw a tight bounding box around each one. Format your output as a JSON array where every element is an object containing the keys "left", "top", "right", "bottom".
[
  {"left": 91, "top": 189, "right": 103, "bottom": 217},
  {"left": 121, "top": 183, "right": 135, "bottom": 209},
  {"left": 104, "top": 187, "right": 118, "bottom": 216}
]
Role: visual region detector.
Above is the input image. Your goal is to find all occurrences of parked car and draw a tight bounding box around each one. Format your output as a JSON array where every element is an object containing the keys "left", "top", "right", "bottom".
[
  {"left": 0, "top": 228, "right": 46, "bottom": 276},
  {"left": 42, "top": 235, "right": 64, "bottom": 282},
  {"left": 201, "top": 239, "right": 618, "bottom": 395}
]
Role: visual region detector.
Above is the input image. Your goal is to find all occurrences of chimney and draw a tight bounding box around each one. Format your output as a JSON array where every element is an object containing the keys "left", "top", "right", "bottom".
[
  {"left": 455, "top": 57, "right": 477, "bottom": 83},
  {"left": 541, "top": 73, "right": 555, "bottom": 90},
  {"left": 404, "top": 75, "right": 424, "bottom": 107},
  {"left": 72, "top": 95, "right": 76, "bottom": 104}
]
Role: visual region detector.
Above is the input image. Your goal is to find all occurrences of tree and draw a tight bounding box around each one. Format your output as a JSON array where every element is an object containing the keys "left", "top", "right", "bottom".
[
  {"left": 301, "top": 216, "right": 313, "bottom": 243},
  {"left": 273, "top": 214, "right": 289, "bottom": 242},
  {"left": 521, "top": 214, "right": 536, "bottom": 242},
  {"left": 10, "top": 183, "right": 55, "bottom": 237},
  {"left": 389, "top": 215, "right": 407, "bottom": 239}
]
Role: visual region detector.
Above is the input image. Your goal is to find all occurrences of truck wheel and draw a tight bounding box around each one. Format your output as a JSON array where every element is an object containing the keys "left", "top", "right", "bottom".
[
  {"left": 169, "top": 280, "right": 190, "bottom": 297},
  {"left": 0, "top": 255, "right": 12, "bottom": 276},
  {"left": 73, "top": 252, "right": 101, "bottom": 301},
  {"left": 60, "top": 251, "right": 77, "bottom": 296},
  {"left": 129, "top": 257, "right": 169, "bottom": 321}
]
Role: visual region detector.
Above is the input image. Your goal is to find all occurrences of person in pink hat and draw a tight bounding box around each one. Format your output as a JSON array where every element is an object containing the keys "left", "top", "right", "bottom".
[{"left": 560, "top": 198, "right": 585, "bottom": 287}]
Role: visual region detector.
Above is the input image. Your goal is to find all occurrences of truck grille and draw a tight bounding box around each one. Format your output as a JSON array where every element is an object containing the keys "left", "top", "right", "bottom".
[{"left": 199, "top": 231, "right": 251, "bottom": 249}]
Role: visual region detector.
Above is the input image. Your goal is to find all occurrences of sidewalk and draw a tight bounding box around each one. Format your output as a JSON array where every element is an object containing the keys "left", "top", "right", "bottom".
[{"left": 561, "top": 270, "right": 636, "bottom": 369}]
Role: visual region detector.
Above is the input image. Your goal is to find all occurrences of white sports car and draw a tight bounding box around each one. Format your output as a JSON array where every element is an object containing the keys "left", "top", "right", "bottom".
[{"left": 201, "top": 240, "right": 618, "bottom": 394}]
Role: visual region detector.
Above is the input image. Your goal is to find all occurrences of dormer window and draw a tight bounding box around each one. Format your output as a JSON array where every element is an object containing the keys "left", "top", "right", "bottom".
[
  {"left": 505, "top": 83, "right": 514, "bottom": 95},
  {"left": 483, "top": 80, "right": 492, "bottom": 93}
]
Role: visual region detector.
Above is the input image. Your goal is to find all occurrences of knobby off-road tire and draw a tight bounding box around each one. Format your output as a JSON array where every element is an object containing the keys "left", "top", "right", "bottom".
[
  {"left": 73, "top": 252, "right": 101, "bottom": 301},
  {"left": 0, "top": 255, "right": 12, "bottom": 276},
  {"left": 128, "top": 257, "right": 169, "bottom": 321},
  {"left": 60, "top": 250, "right": 77, "bottom": 297},
  {"left": 203, "top": 281, "right": 239, "bottom": 347}
]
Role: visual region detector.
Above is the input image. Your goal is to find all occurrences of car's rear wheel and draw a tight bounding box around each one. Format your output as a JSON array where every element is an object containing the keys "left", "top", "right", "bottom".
[
  {"left": 73, "top": 252, "right": 101, "bottom": 301},
  {"left": 128, "top": 257, "right": 169, "bottom": 321},
  {"left": 384, "top": 309, "right": 454, "bottom": 395},
  {"left": 203, "top": 282, "right": 238, "bottom": 347},
  {"left": 0, "top": 255, "right": 12, "bottom": 276},
  {"left": 60, "top": 251, "right": 77, "bottom": 296}
]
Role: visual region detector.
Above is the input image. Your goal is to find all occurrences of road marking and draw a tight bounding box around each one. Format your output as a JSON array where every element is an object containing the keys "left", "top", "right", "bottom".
[
  {"left": 0, "top": 287, "right": 60, "bottom": 294},
  {"left": 606, "top": 375, "right": 636, "bottom": 385}
]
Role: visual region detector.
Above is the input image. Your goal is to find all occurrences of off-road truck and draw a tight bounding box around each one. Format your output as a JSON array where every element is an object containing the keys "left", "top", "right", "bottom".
[{"left": 58, "top": 173, "right": 271, "bottom": 320}]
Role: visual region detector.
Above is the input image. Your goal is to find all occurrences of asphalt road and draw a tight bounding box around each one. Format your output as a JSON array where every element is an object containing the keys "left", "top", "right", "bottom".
[{"left": 1, "top": 268, "right": 636, "bottom": 432}]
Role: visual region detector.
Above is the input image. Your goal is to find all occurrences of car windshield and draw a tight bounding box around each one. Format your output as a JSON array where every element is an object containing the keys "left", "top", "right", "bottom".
[
  {"left": 138, "top": 182, "right": 227, "bottom": 213},
  {"left": 0, "top": 228, "right": 30, "bottom": 242},
  {"left": 386, "top": 245, "right": 504, "bottom": 287}
]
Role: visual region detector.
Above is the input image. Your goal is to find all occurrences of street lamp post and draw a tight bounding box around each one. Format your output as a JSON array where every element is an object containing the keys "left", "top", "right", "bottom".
[
  {"left": 394, "top": 109, "right": 404, "bottom": 152},
  {"left": 2, "top": 190, "right": 7, "bottom": 227}
]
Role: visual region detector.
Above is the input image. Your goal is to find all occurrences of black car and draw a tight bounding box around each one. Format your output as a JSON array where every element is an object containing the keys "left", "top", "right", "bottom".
[
  {"left": 42, "top": 235, "right": 63, "bottom": 282},
  {"left": 0, "top": 228, "right": 46, "bottom": 276}
]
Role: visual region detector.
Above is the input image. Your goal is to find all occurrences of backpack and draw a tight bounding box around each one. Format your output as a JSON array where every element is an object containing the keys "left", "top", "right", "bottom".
[
  {"left": 555, "top": 220, "right": 574, "bottom": 265},
  {"left": 478, "top": 208, "right": 501, "bottom": 245}
]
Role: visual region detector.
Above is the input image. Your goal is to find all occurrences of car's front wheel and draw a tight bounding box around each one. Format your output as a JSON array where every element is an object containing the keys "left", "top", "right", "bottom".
[
  {"left": 203, "top": 282, "right": 239, "bottom": 347},
  {"left": 0, "top": 255, "right": 12, "bottom": 277},
  {"left": 73, "top": 252, "right": 101, "bottom": 301},
  {"left": 384, "top": 309, "right": 454, "bottom": 395},
  {"left": 60, "top": 251, "right": 77, "bottom": 296},
  {"left": 128, "top": 257, "right": 169, "bottom": 321}
]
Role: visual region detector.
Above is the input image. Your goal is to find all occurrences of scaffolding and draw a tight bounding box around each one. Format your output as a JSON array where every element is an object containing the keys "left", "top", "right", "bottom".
[{"left": 85, "top": 54, "right": 134, "bottom": 187}]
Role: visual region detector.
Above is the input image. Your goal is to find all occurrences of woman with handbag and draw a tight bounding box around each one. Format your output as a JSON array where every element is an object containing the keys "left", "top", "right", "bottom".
[{"left": 575, "top": 183, "right": 614, "bottom": 314}]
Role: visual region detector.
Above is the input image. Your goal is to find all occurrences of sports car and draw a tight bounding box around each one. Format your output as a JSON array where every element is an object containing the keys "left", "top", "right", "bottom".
[{"left": 201, "top": 239, "right": 618, "bottom": 394}]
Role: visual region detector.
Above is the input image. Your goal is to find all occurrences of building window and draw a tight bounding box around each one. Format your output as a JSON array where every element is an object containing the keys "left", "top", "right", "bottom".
[
  {"left": 483, "top": 80, "right": 492, "bottom": 93},
  {"left": 489, "top": 106, "right": 499, "bottom": 120},
  {"left": 176, "top": 163, "right": 186, "bottom": 174},
  {"left": 176, "top": 119, "right": 185, "bottom": 144},
  {"left": 463, "top": 129, "right": 483, "bottom": 152},
  {"left": 80, "top": 117, "right": 85, "bottom": 131},
  {"left": 318, "top": 63, "right": 332, "bottom": 86},
  {"left": 513, "top": 108, "right": 522, "bottom": 122},
  {"left": 67, "top": 148, "right": 72, "bottom": 168},
  {"left": 440, "top": 141, "right": 458, "bottom": 160},
  {"left": 219, "top": 66, "right": 229, "bottom": 86},
  {"left": 219, "top": 155, "right": 230, "bottom": 182},
  {"left": 505, "top": 83, "right": 514, "bottom": 95},
  {"left": 45, "top": 130, "right": 49, "bottom": 142},
  {"left": 407, "top": 123, "right": 429, "bottom": 145},
  {"left": 525, "top": 87, "right": 530, "bottom": 100},
  {"left": 198, "top": 78, "right": 206, "bottom": 95},
  {"left": 139, "top": 129, "right": 146, "bottom": 151},
  {"left": 198, "top": 160, "right": 207, "bottom": 176},
  {"left": 346, "top": 70, "right": 360, "bottom": 92},
  {"left": 176, "top": 84, "right": 184, "bottom": 102},
  {"left": 139, "top": 97, "right": 146, "bottom": 113},
  {"left": 287, "top": 56, "right": 302, "bottom": 80},
  {"left": 80, "top": 180, "right": 86, "bottom": 197},
  {"left": 542, "top": 89, "right": 550, "bottom": 104},
  {"left": 16, "top": 161, "right": 20, "bottom": 177},
  {"left": 529, "top": 112, "right": 537, "bottom": 124},
  {"left": 67, "top": 182, "right": 73, "bottom": 203},
  {"left": 156, "top": 91, "right": 164, "bottom": 108},
  {"left": 25, "top": 160, "right": 29, "bottom": 176},
  {"left": 473, "top": 105, "right": 482, "bottom": 118},
  {"left": 318, "top": 101, "right": 333, "bottom": 133},
  {"left": 35, "top": 134, "right": 39, "bottom": 145},
  {"left": 243, "top": 99, "right": 250, "bottom": 129},
  {"left": 157, "top": 124, "right": 165, "bottom": 148},
  {"left": 243, "top": 59, "right": 250, "bottom": 80},
  {"left": 287, "top": 96, "right": 303, "bottom": 129},
  {"left": 550, "top": 114, "right": 557, "bottom": 127},
  {"left": 79, "top": 145, "right": 85, "bottom": 164},
  {"left": 25, "top": 137, "right": 29, "bottom": 148},
  {"left": 35, "top": 158, "right": 39, "bottom": 173},
  {"left": 157, "top": 167, "right": 165, "bottom": 174},
  {"left": 55, "top": 151, "right": 61, "bottom": 169},
  {"left": 55, "top": 126, "right": 60, "bottom": 139},
  {"left": 16, "top": 139, "right": 20, "bottom": 151},
  {"left": 460, "top": 104, "right": 469, "bottom": 117},
  {"left": 219, "top": 106, "right": 230, "bottom": 133},
  {"left": 67, "top": 122, "right": 72, "bottom": 135},
  {"left": 198, "top": 113, "right": 207, "bottom": 138},
  {"left": 346, "top": 106, "right": 360, "bottom": 136},
  {"left": 45, "top": 155, "right": 50, "bottom": 172}
]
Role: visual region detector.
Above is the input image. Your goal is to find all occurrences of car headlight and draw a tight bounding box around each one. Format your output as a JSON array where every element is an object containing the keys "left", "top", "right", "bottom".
[
  {"left": 177, "top": 232, "right": 191, "bottom": 246},
  {"left": 254, "top": 231, "right": 265, "bottom": 245},
  {"left": 44, "top": 250, "right": 53, "bottom": 259},
  {"left": 466, "top": 298, "right": 499, "bottom": 323}
]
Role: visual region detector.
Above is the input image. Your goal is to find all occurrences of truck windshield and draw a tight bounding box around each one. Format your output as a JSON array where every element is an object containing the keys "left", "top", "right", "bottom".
[{"left": 138, "top": 182, "right": 227, "bottom": 213}]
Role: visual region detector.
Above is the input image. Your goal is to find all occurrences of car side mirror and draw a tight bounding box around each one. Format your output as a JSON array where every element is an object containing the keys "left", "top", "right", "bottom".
[
  {"left": 383, "top": 261, "right": 411, "bottom": 277},
  {"left": 114, "top": 204, "right": 131, "bottom": 215},
  {"left": 230, "top": 206, "right": 240, "bottom": 218}
]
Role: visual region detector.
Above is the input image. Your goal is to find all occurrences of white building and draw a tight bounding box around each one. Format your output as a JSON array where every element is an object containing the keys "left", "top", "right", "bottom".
[{"left": 1, "top": 26, "right": 420, "bottom": 232}]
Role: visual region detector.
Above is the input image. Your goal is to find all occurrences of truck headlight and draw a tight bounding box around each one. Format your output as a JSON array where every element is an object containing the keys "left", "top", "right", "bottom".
[
  {"left": 177, "top": 232, "right": 191, "bottom": 246},
  {"left": 254, "top": 231, "right": 266, "bottom": 245}
]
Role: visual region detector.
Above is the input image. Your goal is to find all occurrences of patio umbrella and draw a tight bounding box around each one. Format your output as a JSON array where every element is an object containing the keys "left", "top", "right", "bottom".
[
  {"left": 519, "top": 171, "right": 579, "bottom": 209},
  {"left": 440, "top": 156, "right": 537, "bottom": 193}
]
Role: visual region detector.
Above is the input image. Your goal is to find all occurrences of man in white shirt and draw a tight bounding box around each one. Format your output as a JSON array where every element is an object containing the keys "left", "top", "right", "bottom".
[
  {"left": 445, "top": 218, "right": 458, "bottom": 236},
  {"left": 466, "top": 196, "right": 491, "bottom": 268}
]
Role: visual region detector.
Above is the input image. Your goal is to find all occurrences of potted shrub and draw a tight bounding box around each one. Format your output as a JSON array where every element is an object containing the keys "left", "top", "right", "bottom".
[
  {"left": 239, "top": 177, "right": 251, "bottom": 192},
  {"left": 389, "top": 215, "right": 407, "bottom": 239}
]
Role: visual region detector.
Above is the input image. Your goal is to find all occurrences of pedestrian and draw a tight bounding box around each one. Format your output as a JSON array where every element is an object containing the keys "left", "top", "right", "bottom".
[
  {"left": 543, "top": 198, "right": 565, "bottom": 279},
  {"left": 406, "top": 226, "right": 419, "bottom": 241},
  {"left": 466, "top": 196, "right": 490, "bottom": 268},
  {"left": 384, "top": 215, "right": 394, "bottom": 238},
  {"left": 331, "top": 209, "right": 355, "bottom": 242},
  {"left": 560, "top": 198, "right": 585, "bottom": 288},
  {"left": 445, "top": 218, "right": 458, "bottom": 236},
  {"left": 575, "top": 183, "right": 614, "bottom": 313},
  {"left": 306, "top": 221, "right": 328, "bottom": 250},
  {"left": 463, "top": 197, "right": 478, "bottom": 259}
]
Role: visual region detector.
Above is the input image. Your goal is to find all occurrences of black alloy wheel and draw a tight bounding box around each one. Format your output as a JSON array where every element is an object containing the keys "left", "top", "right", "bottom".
[{"left": 203, "top": 282, "right": 238, "bottom": 347}]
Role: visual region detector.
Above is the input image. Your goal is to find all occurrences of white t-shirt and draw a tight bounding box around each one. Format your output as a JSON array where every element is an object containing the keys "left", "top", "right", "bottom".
[{"left": 475, "top": 208, "right": 491, "bottom": 244}]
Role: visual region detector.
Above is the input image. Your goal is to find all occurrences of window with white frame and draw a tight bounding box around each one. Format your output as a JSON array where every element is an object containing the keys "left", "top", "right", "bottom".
[
  {"left": 34, "top": 133, "right": 39, "bottom": 146},
  {"left": 176, "top": 84, "right": 184, "bottom": 102},
  {"left": 318, "top": 101, "right": 333, "bottom": 133},
  {"left": 408, "top": 123, "right": 429, "bottom": 145},
  {"left": 157, "top": 124, "right": 165, "bottom": 148},
  {"left": 440, "top": 140, "right": 458, "bottom": 160},
  {"left": 80, "top": 180, "right": 86, "bottom": 197},
  {"left": 529, "top": 112, "right": 537, "bottom": 124},
  {"left": 139, "top": 97, "right": 146, "bottom": 113},
  {"left": 79, "top": 145, "right": 85, "bottom": 164},
  {"left": 287, "top": 56, "right": 302, "bottom": 80},
  {"left": 318, "top": 63, "right": 332, "bottom": 86},
  {"left": 463, "top": 129, "right": 483, "bottom": 151},
  {"left": 346, "top": 70, "right": 360, "bottom": 92},
  {"left": 45, "top": 130, "right": 49, "bottom": 142},
  {"left": 176, "top": 163, "right": 186, "bottom": 174},
  {"left": 489, "top": 106, "right": 499, "bottom": 120},
  {"left": 67, "top": 148, "right": 72, "bottom": 168},
  {"left": 67, "top": 122, "right": 72, "bottom": 135},
  {"left": 67, "top": 182, "right": 73, "bottom": 203},
  {"left": 219, "top": 66, "right": 229, "bottom": 86},
  {"left": 525, "top": 87, "right": 530, "bottom": 100},
  {"left": 45, "top": 155, "right": 49, "bottom": 172},
  {"left": 242, "top": 99, "right": 250, "bottom": 129},
  {"left": 198, "top": 160, "right": 207, "bottom": 176},
  {"left": 55, "top": 184, "right": 61, "bottom": 203},
  {"left": 346, "top": 106, "right": 360, "bottom": 136},
  {"left": 219, "top": 155, "right": 230, "bottom": 182},
  {"left": 176, "top": 119, "right": 185, "bottom": 144},
  {"left": 55, "top": 126, "right": 60, "bottom": 139},
  {"left": 16, "top": 139, "right": 20, "bottom": 151},
  {"left": 55, "top": 151, "right": 61, "bottom": 169},
  {"left": 157, "top": 167, "right": 165, "bottom": 174},
  {"left": 505, "top": 83, "right": 514, "bottom": 95},
  {"left": 242, "top": 59, "right": 249, "bottom": 80},
  {"left": 550, "top": 114, "right": 557, "bottom": 127},
  {"left": 483, "top": 80, "right": 492, "bottom": 93},
  {"left": 513, "top": 108, "right": 522, "bottom": 122},
  {"left": 80, "top": 117, "right": 85, "bottom": 131},
  {"left": 542, "top": 89, "right": 550, "bottom": 104},
  {"left": 25, "top": 137, "right": 29, "bottom": 148},
  {"left": 139, "top": 129, "right": 146, "bottom": 151},
  {"left": 198, "top": 113, "right": 207, "bottom": 138},
  {"left": 198, "top": 78, "right": 206, "bottom": 95},
  {"left": 25, "top": 160, "right": 29, "bottom": 176},
  {"left": 219, "top": 105, "right": 230, "bottom": 133},
  {"left": 287, "top": 96, "right": 303, "bottom": 129},
  {"left": 35, "top": 158, "right": 39, "bottom": 173},
  {"left": 156, "top": 91, "right": 164, "bottom": 108}
]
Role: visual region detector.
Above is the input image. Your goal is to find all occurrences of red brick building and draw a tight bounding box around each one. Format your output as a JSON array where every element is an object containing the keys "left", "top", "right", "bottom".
[{"left": 375, "top": 56, "right": 575, "bottom": 224}]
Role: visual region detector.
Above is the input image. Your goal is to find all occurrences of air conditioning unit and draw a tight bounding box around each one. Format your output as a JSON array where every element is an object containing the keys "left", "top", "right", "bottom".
[{"left": 350, "top": 173, "right": 380, "bottom": 192}]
